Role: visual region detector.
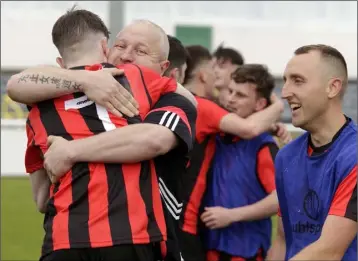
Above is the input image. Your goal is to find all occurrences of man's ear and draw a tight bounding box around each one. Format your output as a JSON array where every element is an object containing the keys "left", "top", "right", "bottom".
[
  {"left": 169, "top": 68, "right": 180, "bottom": 81},
  {"left": 327, "top": 78, "right": 343, "bottom": 99},
  {"left": 199, "top": 70, "right": 207, "bottom": 83},
  {"left": 255, "top": 97, "right": 268, "bottom": 111},
  {"left": 101, "top": 38, "right": 110, "bottom": 62},
  {"left": 56, "top": 57, "right": 65, "bottom": 68},
  {"left": 160, "top": 60, "right": 170, "bottom": 75}
]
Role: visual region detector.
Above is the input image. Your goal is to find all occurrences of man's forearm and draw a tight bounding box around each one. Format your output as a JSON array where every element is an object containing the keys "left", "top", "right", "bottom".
[
  {"left": 289, "top": 241, "right": 340, "bottom": 261},
  {"left": 69, "top": 123, "right": 177, "bottom": 163},
  {"left": 267, "top": 236, "right": 286, "bottom": 261},
  {"left": 30, "top": 169, "right": 51, "bottom": 213},
  {"left": 230, "top": 191, "right": 278, "bottom": 222},
  {"left": 37, "top": 181, "right": 50, "bottom": 213},
  {"left": 267, "top": 217, "right": 286, "bottom": 261},
  {"left": 7, "top": 66, "right": 83, "bottom": 104},
  {"left": 247, "top": 102, "right": 283, "bottom": 136}
]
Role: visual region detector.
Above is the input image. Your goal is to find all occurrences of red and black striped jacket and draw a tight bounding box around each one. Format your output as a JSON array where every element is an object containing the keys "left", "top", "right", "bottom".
[{"left": 24, "top": 63, "right": 187, "bottom": 256}]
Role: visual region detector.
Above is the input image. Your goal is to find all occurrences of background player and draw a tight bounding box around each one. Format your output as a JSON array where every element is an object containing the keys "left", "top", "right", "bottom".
[
  {"left": 163, "top": 35, "right": 190, "bottom": 85},
  {"left": 212, "top": 44, "right": 245, "bottom": 104},
  {"left": 268, "top": 44, "right": 357, "bottom": 261},
  {"left": 201, "top": 64, "right": 282, "bottom": 261},
  {"left": 183, "top": 45, "right": 217, "bottom": 99},
  {"left": 179, "top": 45, "right": 286, "bottom": 261}
]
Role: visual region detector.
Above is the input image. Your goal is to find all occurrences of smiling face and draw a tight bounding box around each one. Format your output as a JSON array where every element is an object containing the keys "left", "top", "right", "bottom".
[
  {"left": 220, "top": 79, "right": 267, "bottom": 118},
  {"left": 224, "top": 80, "right": 259, "bottom": 117},
  {"left": 282, "top": 51, "right": 329, "bottom": 129},
  {"left": 107, "top": 21, "right": 169, "bottom": 75}
]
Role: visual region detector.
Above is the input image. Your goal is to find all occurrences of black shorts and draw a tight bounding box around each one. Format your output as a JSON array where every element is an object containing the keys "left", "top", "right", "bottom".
[
  {"left": 178, "top": 229, "right": 206, "bottom": 261},
  {"left": 40, "top": 244, "right": 158, "bottom": 261}
]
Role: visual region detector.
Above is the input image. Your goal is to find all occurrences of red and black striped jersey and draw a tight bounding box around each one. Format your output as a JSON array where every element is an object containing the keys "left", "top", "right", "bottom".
[
  {"left": 180, "top": 95, "right": 229, "bottom": 235},
  {"left": 24, "top": 63, "right": 183, "bottom": 256},
  {"left": 143, "top": 92, "right": 197, "bottom": 261}
]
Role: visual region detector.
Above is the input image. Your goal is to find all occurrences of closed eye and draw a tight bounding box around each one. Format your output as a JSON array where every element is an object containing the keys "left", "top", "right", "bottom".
[
  {"left": 115, "top": 44, "right": 125, "bottom": 49},
  {"left": 136, "top": 49, "right": 147, "bottom": 55}
]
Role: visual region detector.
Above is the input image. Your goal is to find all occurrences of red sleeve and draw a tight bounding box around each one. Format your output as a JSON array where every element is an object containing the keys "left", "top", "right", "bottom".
[
  {"left": 25, "top": 122, "right": 44, "bottom": 174},
  {"left": 329, "top": 165, "right": 357, "bottom": 221},
  {"left": 144, "top": 93, "right": 197, "bottom": 152},
  {"left": 257, "top": 143, "right": 279, "bottom": 194},
  {"left": 117, "top": 64, "right": 177, "bottom": 112},
  {"left": 278, "top": 208, "right": 282, "bottom": 217},
  {"left": 159, "top": 77, "right": 177, "bottom": 94},
  {"left": 196, "top": 97, "right": 229, "bottom": 142},
  {"left": 135, "top": 65, "right": 177, "bottom": 96}
]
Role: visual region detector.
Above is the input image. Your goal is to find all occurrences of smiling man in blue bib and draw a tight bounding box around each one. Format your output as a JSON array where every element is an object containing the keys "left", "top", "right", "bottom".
[{"left": 268, "top": 44, "right": 357, "bottom": 261}]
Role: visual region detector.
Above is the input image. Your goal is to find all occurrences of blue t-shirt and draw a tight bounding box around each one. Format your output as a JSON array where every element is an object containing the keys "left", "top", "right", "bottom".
[{"left": 275, "top": 119, "right": 357, "bottom": 261}]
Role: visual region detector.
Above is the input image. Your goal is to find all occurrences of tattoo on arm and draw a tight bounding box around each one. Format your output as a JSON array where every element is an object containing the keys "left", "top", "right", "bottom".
[{"left": 18, "top": 74, "right": 81, "bottom": 91}]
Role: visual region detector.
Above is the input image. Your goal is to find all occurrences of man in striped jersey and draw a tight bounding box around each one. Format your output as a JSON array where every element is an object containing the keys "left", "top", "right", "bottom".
[{"left": 15, "top": 8, "right": 196, "bottom": 261}]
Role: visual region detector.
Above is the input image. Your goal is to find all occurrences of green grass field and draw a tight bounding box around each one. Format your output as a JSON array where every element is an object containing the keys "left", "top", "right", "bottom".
[
  {"left": 1, "top": 132, "right": 300, "bottom": 260},
  {"left": 1, "top": 177, "right": 44, "bottom": 260},
  {"left": 0, "top": 179, "right": 278, "bottom": 261}
]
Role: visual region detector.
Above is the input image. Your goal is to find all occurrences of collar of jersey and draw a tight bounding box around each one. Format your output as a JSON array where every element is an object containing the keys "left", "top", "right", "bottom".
[
  {"left": 306, "top": 115, "right": 351, "bottom": 158},
  {"left": 69, "top": 62, "right": 116, "bottom": 70}
]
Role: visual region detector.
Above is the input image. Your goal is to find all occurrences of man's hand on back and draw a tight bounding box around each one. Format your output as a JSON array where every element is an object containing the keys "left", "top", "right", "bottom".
[
  {"left": 44, "top": 136, "right": 75, "bottom": 183},
  {"left": 79, "top": 68, "right": 139, "bottom": 117}
]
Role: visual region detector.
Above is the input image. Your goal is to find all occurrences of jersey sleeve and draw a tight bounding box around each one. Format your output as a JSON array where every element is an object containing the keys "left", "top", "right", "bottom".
[
  {"left": 196, "top": 98, "right": 229, "bottom": 139},
  {"left": 329, "top": 165, "right": 357, "bottom": 221},
  {"left": 136, "top": 65, "right": 177, "bottom": 96},
  {"left": 144, "top": 92, "right": 197, "bottom": 153},
  {"left": 160, "top": 77, "right": 178, "bottom": 95},
  {"left": 25, "top": 121, "right": 44, "bottom": 174},
  {"left": 257, "top": 143, "right": 279, "bottom": 194}
]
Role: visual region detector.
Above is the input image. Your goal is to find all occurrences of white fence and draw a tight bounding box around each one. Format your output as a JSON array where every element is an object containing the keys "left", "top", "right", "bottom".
[
  {"left": 1, "top": 120, "right": 28, "bottom": 176},
  {"left": 1, "top": 119, "right": 304, "bottom": 177}
]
